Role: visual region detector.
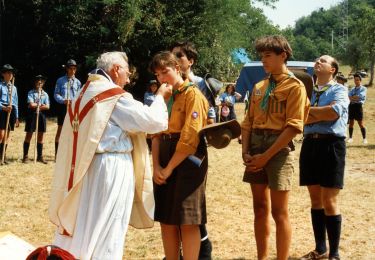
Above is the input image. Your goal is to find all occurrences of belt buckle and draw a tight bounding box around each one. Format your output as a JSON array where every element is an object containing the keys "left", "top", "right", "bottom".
[{"left": 312, "top": 133, "right": 319, "bottom": 139}]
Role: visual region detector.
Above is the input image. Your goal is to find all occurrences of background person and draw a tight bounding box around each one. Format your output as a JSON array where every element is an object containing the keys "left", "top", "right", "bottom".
[
  {"left": 144, "top": 79, "right": 159, "bottom": 106},
  {"left": 53, "top": 59, "right": 81, "bottom": 158},
  {"left": 49, "top": 51, "right": 169, "bottom": 260},
  {"left": 0, "top": 64, "right": 19, "bottom": 164},
  {"left": 219, "top": 83, "right": 241, "bottom": 122},
  {"left": 347, "top": 73, "right": 367, "bottom": 144},
  {"left": 22, "top": 75, "right": 50, "bottom": 164},
  {"left": 299, "top": 55, "right": 349, "bottom": 260}
]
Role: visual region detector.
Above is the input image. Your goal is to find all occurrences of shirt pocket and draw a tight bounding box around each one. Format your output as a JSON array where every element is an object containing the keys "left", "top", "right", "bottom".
[{"left": 269, "top": 91, "right": 287, "bottom": 114}]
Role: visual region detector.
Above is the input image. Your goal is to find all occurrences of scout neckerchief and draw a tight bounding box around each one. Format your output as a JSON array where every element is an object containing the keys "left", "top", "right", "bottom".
[
  {"left": 67, "top": 80, "right": 125, "bottom": 191},
  {"left": 167, "top": 80, "right": 193, "bottom": 118},
  {"left": 260, "top": 72, "right": 294, "bottom": 111},
  {"left": 312, "top": 82, "right": 332, "bottom": 107}
]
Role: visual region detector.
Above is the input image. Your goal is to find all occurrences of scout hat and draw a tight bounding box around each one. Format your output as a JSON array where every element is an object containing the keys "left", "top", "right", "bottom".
[
  {"left": 336, "top": 73, "right": 347, "bottom": 83},
  {"left": 204, "top": 73, "right": 223, "bottom": 100},
  {"left": 34, "top": 74, "right": 47, "bottom": 82},
  {"left": 65, "top": 59, "right": 77, "bottom": 67},
  {"left": 199, "top": 119, "right": 241, "bottom": 149},
  {"left": 1, "top": 64, "right": 16, "bottom": 73}
]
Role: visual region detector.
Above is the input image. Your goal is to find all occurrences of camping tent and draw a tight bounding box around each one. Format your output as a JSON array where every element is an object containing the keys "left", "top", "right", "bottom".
[{"left": 235, "top": 61, "right": 315, "bottom": 98}]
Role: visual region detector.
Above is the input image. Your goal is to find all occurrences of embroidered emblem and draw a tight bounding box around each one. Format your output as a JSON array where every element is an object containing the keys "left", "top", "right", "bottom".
[
  {"left": 255, "top": 89, "right": 262, "bottom": 96},
  {"left": 192, "top": 111, "right": 198, "bottom": 119}
]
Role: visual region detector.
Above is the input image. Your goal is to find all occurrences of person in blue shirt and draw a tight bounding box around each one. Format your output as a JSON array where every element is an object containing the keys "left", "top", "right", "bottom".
[
  {"left": 347, "top": 73, "right": 367, "bottom": 144},
  {"left": 299, "top": 55, "right": 349, "bottom": 260},
  {"left": 22, "top": 75, "right": 50, "bottom": 164},
  {"left": 54, "top": 59, "right": 81, "bottom": 158},
  {"left": 0, "top": 64, "right": 19, "bottom": 164},
  {"left": 143, "top": 79, "right": 158, "bottom": 106},
  {"left": 219, "top": 83, "right": 241, "bottom": 122}
]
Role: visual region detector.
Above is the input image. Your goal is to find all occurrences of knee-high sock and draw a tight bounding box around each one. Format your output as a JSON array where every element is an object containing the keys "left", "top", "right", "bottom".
[
  {"left": 326, "top": 214, "right": 342, "bottom": 258},
  {"left": 55, "top": 142, "right": 58, "bottom": 157},
  {"left": 312, "top": 209, "right": 327, "bottom": 254},
  {"left": 360, "top": 127, "right": 366, "bottom": 139},
  {"left": 349, "top": 127, "right": 353, "bottom": 138},
  {"left": 37, "top": 143, "right": 43, "bottom": 158},
  {"left": 23, "top": 142, "right": 30, "bottom": 158},
  {"left": 199, "top": 224, "right": 208, "bottom": 241}
]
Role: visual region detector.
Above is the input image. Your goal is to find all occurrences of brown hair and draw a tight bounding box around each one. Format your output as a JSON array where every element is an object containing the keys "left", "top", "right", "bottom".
[
  {"left": 330, "top": 57, "right": 339, "bottom": 77},
  {"left": 255, "top": 35, "right": 292, "bottom": 62},
  {"left": 169, "top": 40, "right": 198, "bottom": 62},
  {"left": 149, "top": 51, "right": 179, "bottom": 73}
]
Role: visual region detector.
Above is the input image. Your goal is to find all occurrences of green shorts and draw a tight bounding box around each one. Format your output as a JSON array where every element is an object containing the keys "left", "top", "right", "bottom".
[{"left": 242, "top": 131, "right": 294, "bottom": 191}]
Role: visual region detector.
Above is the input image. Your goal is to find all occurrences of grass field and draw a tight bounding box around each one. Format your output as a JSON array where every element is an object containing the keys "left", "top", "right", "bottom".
[{"left": 0, "top": 75, "right": 374, "bottom": 259}]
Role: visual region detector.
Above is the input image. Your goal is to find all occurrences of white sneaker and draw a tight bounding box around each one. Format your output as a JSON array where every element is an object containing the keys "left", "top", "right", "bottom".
[
  {"left": 347, "top": 138, "right": 353, "bottom": 143},
  {"left": 363, "top": 139, "right": 368, "bottom": 144}
]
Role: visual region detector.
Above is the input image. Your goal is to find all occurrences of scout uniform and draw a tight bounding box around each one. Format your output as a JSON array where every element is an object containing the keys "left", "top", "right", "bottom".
[
  {"left": 242, "top": 72, "right": 309, "bottom": 190},
  {"left": 154, "top": 79, "right": 209, "bottom": 225}
]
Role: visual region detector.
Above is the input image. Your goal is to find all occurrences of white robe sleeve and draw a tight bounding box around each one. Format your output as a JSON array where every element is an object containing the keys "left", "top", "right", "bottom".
[{"left": 111, "top": 94, "right": 168, "bottom": 134}]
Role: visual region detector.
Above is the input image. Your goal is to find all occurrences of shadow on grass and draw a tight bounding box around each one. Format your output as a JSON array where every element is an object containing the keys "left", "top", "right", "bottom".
[{"left": 347, "top": 144, "right": 375, "bottom": 150}]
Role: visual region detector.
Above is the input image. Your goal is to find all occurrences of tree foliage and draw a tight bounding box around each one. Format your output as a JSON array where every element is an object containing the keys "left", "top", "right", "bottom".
[{"left": 0, "top": 0, "right": 277, "bottom": 111}]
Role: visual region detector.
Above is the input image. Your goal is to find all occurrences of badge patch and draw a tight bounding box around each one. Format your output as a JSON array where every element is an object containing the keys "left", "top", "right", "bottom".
[
  {"left": 192, "top": 111, "right": 198, "bottom": 119},
  {"left": 255, "top": 89, "right": 262, "bottom": 96}
]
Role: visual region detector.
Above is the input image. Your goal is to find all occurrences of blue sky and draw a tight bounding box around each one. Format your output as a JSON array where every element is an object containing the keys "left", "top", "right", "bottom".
[{"left": 254, "top": 0, "right": 343, "bottom": 29}]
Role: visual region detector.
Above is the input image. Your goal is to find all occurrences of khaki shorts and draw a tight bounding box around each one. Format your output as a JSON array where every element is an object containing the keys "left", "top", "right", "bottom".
[{"left": 243, "top": 131, "right": 294, "bottom": 191}]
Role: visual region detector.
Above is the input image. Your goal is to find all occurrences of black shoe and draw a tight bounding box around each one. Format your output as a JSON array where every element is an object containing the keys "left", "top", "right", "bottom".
[
  {"left": 22, "top": 156, "right": 29, "bottom": 163},
  {"left": 162, "top": 248, "right": 183, "bottom": 260},
  {"left": 199, "top": 239, "right": 212, "bottom": 260},
  {"left": 37, "top": 157, "right": 48, "bottom": 164}
]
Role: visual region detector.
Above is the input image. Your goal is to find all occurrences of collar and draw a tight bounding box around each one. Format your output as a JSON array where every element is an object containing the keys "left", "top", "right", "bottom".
[{"left": 176, "top": 79, "right": 191, "bottom": 92}]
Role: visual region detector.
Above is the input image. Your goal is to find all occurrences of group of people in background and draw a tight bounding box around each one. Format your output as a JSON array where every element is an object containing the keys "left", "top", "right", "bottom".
[
  {"left": 0, "top": 59, "right": 81, "bottom": 164},
  {"left": 1, "top": 35, "right": 369, "bottom": 260}
]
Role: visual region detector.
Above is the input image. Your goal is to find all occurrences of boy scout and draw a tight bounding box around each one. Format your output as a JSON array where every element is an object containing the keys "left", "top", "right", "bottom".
[{"left": 241, "top": 35, "right": 309, "bottom": 260}]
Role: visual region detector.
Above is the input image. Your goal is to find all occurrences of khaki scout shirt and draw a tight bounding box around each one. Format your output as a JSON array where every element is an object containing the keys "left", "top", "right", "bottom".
[
  {"left": 166, "top": 80, "right": 208, "bottom": 155},
  {"left": 242, "top": 72, "right": 309, "bottom": 133}
]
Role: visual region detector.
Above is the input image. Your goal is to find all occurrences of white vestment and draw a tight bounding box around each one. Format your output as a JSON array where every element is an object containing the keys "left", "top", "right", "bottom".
[{"left": 51, "top": 72, "right": 168, "bottom": 260}]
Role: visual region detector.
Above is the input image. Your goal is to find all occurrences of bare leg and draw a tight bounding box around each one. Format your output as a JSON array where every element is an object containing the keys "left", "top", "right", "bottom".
[
  {"left": 251, "top": 184, "right": 270, "bottom": 260},
  {"left": 270, "top": 190, "right": 291, "bottom": 260},
  {"left": 180, "top": 224, "right": 200, "bottom": 260},
  {"left": 160, "top": 223, "right": 180, "bottom": 260}
]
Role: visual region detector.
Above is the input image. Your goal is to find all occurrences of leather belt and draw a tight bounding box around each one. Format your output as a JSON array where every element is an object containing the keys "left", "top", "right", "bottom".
[
  {"left": 252, "top": 128, "right": 283, "bottom": 136},
  {"left": 305, "top": 133, "right": 337, "bottom": 139},
  {"left": 161, "top": 133, "right": 181, "bottom": 140}
]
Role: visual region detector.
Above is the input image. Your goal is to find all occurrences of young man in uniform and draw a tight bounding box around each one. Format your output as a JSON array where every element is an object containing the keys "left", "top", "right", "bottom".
[
  {"left": 0, "top": 64, "right": 19, "bottom": 163},
  {"left": 242, "top": 35, "right": 309, "bottom": 260},
  {"left": 299, "top": 55, "right": 349, "bottom": 260},
  {"left": 347, "top": 73, "right": 367, "bottom": 144},
  {"left": 54, "top": 59, "right": 81, "bottom": 157}
]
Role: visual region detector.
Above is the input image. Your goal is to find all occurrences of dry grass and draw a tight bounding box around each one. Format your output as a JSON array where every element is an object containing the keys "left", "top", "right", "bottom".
[{"left": 0, "top": 76, "right": 374, "bottom": 259}]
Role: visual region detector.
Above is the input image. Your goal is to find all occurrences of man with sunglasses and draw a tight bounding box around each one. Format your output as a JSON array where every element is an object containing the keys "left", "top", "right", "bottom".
[
  {"left": 170, "top": 40, "right": 213, "bottom": 259},
  {"left": 299, "top": 55, "right": 349, "bottom": 260}
]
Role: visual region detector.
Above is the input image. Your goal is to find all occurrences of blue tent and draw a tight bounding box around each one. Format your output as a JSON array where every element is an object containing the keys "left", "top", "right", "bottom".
[{"left": 235, "top": 61, "right": 315, "bottom": 98}]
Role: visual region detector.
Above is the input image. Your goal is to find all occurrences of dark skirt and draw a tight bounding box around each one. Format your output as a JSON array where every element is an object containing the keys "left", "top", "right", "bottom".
[
  {"left": 25, "top": 111, "right": 47, "bottom": 133},
  {"left": 0, "top": 109, "right": 16, "bottom": 131},
  {"left": 154, "top": 136, "right": 208, "bottom": 225}
]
